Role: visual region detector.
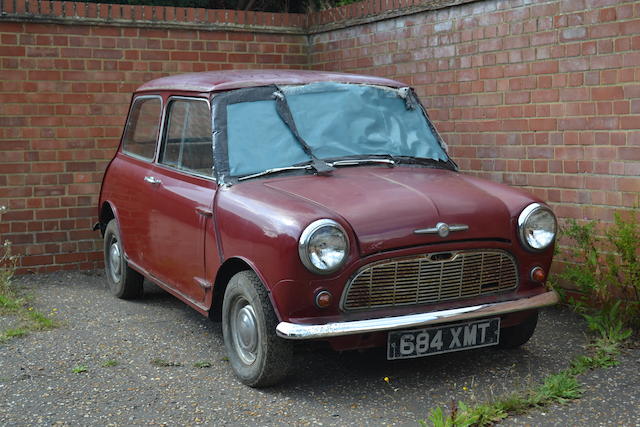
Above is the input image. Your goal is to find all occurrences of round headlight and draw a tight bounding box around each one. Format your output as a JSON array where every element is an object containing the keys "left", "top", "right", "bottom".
[
  {"left": 298, "top": 219, "right": 349, "bottom": 275},
  {"left": 518, "top": 203, "right": 557, "bottom": 252}
]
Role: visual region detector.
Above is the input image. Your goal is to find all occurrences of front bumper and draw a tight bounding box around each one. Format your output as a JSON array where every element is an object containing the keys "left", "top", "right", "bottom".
[{"left": 276, "top": 290, "right": 559, "bottom": 339}]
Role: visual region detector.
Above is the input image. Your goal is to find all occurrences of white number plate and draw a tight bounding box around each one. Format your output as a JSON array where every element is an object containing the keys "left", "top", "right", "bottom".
[{"left": 387, "top": 318, "right": 500, "bottom": 360}]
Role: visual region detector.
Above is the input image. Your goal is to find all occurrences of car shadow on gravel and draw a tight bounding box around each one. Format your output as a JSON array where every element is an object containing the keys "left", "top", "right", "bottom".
[{"left": 111, "top": 274, "right": 591, "bottom": 403}]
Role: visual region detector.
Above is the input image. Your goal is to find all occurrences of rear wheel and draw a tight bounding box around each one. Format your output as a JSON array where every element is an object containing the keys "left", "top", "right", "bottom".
[
  {"left": 104, "top": 219, "right": 143, "bottom": 299},
  {"left": 222, "top": 270, "right": 292, "bottom": 387},
  {"left": 498, "top": 310, "right": 538, "bottom": 349}
]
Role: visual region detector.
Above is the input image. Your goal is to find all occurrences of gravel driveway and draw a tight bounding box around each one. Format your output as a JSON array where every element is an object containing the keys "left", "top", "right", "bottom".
[{"left": 1, "top": 271, "right": 638, "bottom": 426}]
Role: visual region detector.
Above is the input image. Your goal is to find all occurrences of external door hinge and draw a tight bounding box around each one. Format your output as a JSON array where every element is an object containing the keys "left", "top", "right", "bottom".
[{"left": 195, "top": 277, "right": 212, "bottom": 290}]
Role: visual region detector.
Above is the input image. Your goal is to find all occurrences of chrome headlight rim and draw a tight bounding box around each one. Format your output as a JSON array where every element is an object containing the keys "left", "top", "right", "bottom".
[
  {"left": 298, "top": 219, "right": 349, "bottom": 275},
  {"left": 517, "top": 203, "right": 557, "bottom": 252}
]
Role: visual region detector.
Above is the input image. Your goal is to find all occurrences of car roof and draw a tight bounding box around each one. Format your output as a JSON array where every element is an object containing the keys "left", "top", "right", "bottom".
[{"left": 135, "top": 69, "right": 406, "bottom": 93}]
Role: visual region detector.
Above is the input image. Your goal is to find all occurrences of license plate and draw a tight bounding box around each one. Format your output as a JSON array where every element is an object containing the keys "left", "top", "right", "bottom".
[{"left": 387, "top": 318, "right": 500, "bottom": 360}]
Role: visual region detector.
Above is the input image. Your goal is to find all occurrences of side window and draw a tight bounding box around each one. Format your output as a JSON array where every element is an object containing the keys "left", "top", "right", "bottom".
[
  {"left": 161, "top": 99, "right": 213, "bottom": 177},
  {"left": 121, "top": 97, "right": 161, "bottom": 160}
]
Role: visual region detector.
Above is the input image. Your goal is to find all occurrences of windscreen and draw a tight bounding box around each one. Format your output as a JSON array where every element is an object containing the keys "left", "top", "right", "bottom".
[{"left": 225, "top": 82, "right": 448, "bottom": 177}]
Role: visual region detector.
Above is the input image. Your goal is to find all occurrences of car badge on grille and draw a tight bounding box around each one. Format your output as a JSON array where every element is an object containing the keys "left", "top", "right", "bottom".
[{"left": 414, "top": 222, "right": 469, "bottom": 238}]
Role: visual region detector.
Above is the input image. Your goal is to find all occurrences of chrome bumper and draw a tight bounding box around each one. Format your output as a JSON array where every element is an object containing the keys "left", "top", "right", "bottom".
[{"left": 276, "top": 291, "right": 559, "bottom": 340}]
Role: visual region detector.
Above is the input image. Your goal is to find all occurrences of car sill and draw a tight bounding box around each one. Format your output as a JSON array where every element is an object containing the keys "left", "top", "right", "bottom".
[{"left": 275, "top": 291, "right": 559, "bottom": 340}]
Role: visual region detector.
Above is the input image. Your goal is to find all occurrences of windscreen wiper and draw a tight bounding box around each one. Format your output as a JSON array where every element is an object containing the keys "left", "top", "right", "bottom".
[
  {"left": 272, "top": 88, "right": 334, "bottom": 176},
  {"left": 237, "top": 164, "right": 314, "bottom": 181},
  {"left": 393, "top": 156, "right": 455, "bottom": 170},
  {"left": 330, "top": 158, "right": 396, "bottom": 167}
]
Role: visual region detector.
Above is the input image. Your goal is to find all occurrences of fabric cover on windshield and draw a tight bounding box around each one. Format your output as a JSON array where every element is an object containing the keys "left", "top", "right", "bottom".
[
  {"left": 282, "top": 82, "right": 447, "bottom": 162},
  {"left": 214, "top": 83, "right": 449, "bottom": 182},
  {"left": 227, "top": 100, "right": 308, "bottom": 176}
]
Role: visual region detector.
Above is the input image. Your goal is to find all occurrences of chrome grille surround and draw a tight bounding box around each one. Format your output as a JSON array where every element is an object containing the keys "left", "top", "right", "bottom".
[{"left": 341, "top": 249, "right": 519, "bottom": 311}]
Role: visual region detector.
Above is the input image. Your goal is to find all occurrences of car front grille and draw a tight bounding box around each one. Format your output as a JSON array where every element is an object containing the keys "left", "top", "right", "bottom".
[{"left": 341, "top": 249, "right": 518, "bottom": 311}]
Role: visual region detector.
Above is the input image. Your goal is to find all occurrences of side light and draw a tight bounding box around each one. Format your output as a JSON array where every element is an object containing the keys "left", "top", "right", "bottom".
[
  {"left": 315, "top": 290, "right": 333, "bottom": 308},
  {"left": 530, "top": 266, "right": 546, "bottom": 282}
]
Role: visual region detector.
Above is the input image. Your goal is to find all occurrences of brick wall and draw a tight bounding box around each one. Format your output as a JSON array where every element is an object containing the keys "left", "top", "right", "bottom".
[
  {"left": 310, "top": 0, "right": 640, "bottom": 225},
  {"left": 1, "top": 0, "right": 639, "bottom": 272},
  {"left": 0, "top": 1, "right": 308, "bottom": 273}
]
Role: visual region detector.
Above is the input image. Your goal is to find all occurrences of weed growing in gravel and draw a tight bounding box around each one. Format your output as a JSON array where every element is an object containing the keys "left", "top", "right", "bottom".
[
  {"left": 422, "top": 334, "right": 624, "bottom": 426},
  {"left": 0, "top": 207, "right": 58, "bottom": 343},
  {"left": 150, "top": 358, "right": 182, "bottom": 367},
  {"left": 3, "top": 328, "right": 28, "bottom": 339},
  {"left": 72, "top": 365, "right": 88, "bottom": 374},
  {"left": 193, "top": 361, "right": 212, "bottom": 368},
  {"left": 102, "top": 360, "right": 119, "bottom": 367}
]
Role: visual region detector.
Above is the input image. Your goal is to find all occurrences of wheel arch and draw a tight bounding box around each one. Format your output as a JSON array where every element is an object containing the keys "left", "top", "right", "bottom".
[
  {"left": 209, "top": 257, "right": 276, "bottom": 322},
  {"left": 97, "top": 201, "right": 116, "bottom": 236}
]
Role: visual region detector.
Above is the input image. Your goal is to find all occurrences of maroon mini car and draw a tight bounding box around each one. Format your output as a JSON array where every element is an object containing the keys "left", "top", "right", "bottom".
[{"left": 96, "top": 70, "right": 559, "bottom": 387}]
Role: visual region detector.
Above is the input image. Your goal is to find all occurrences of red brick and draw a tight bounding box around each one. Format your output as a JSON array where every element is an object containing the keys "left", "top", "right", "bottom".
[
  {"left": 617, "top": 177, "right": 640, "bottom": 192},
  {"left": 591, "top": 86, "right": 624, "bottom": 100}
]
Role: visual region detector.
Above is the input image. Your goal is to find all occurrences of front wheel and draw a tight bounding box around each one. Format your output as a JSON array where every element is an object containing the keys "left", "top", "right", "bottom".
[
  {"left": 103, "top": 219, "right": 144, "bottom": 299},
  {"left": 498, "top": 310, "right": 538, "bottom": 349},
  {"left": 222, "top": 271, "right": 292, "bottom": 387}
]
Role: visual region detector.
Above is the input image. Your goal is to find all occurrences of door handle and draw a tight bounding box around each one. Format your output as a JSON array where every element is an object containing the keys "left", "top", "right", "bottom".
[
  {"left": 195, "top": 207, "right": 213, "bottom": 217},
  {"left": 144, "top": 176, "right": 161, "bottom": 185}
]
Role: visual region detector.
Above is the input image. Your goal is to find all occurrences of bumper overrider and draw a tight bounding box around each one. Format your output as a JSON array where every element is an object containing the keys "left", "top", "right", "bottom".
[{"left": 276, "top": 290, "right": 559, "bottom": 340}]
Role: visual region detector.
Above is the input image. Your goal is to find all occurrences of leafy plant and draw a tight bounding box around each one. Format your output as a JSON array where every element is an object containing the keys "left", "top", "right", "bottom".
[
  {"left": 0, "top": 207, "right": 58, "bottom": 343},
  {"left": 560, "top": 211, "right": 639, "bottom": 335},
  {"left": 72, "top": 365, "right": 88, "bottom": 374},
  {"left": 0, "top": 243, "right": 18, "bottom": 301},
  {"left": 150, "top": 358, "right": 182, "bottom": 367},
  {"left": 421, "top": 324, "right": 626, "bottom": 426}
]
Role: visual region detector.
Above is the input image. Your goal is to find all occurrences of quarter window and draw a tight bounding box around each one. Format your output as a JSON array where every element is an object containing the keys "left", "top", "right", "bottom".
[
  {"left": 161, "top": 99, "right": 213, "bottom": 177},
  {"left": 122, "top": 97, "right": 161, "bottom": 160}
]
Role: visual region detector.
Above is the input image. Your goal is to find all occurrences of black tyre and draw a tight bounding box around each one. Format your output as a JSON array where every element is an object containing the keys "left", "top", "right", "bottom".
[
  {"left": 103, "top": 219, "right": 144, "bottom": 299},
  {"left": 222, "top": 270, "right": 292, "bottom": 387},
  {"left": 498, "top": 310, "right": 538, "bottom": 349}
]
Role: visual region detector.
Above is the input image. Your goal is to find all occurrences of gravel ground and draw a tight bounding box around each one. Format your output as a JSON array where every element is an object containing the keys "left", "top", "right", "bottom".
[{"left": 0, "top": 271, "right": 638, "bottom": 426}]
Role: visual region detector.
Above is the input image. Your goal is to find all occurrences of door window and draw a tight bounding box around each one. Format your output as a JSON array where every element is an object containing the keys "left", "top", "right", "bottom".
[
  {"left": 160, "top": 99, "right": 214, "bottom": 177},
  {"left": 121, "top": 97, "right": 162, "bottom": 160}
]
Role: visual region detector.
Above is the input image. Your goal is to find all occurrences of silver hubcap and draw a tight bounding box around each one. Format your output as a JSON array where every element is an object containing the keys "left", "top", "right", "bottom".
[
  {"left": 231, "top": 299, "right": 259, "bottom": 365},
  {"left": 108, "top": 240, "right": 122, "bottom": 284}
]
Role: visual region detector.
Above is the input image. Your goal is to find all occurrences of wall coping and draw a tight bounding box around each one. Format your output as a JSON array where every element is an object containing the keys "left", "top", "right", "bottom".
[
  {"left": 0, "top": 0, "right": 480, "bottom": 34},
  {"left": 306, "top": 0, "right": 480, "bottom": 34},
  {"left": 0, "top": 0, "right": 307, "bottom": 34}
]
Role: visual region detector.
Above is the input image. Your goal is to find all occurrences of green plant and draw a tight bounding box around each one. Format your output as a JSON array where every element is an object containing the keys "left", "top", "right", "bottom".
[
  {"left": 560, "top": 211, "right": 639, "bottom": 334},
  {"left": 72, "top": 365, "right": 88, "bottom": 373},
  {"left": 422, "top": 332, "right": 625, "bottom": 426},
  {"left": 0, "top": 242, "right": 18, "bottom": 300},
  {"left": 0, "top": 207, "right": 58, "bottom": 343},
  {"left": 2, "top": 328, "right": 28, "bottom": 340},
  {"left": 532, "top": 371, "right": 582, "bottom": 404},
  {"left": 193, "top": 361, "right": 212, "bottom": 368},
  {"left": 150, "top": 358, "right": 182, "bottom": 367},
  {"left": 102, "top": 360, "right": 119, "bottom": 367}
]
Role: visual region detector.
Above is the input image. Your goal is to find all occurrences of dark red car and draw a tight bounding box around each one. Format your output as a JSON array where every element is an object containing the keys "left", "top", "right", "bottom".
[{"left": 96, "top": 70, "right": 558, "bottom": 387}]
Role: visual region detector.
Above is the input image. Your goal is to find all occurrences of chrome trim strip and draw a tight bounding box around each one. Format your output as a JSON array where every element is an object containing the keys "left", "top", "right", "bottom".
[{"left": 276, "top": 290, "right": 559, "bottom": 340}]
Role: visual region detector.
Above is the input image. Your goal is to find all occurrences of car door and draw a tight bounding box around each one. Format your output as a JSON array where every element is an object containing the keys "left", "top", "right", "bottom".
[
  {"left": 112, "top": 95, "right": 163, "bottom": 274},
  {"left": 144, "top": 97, "right": 220, "bottom": 306}
]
